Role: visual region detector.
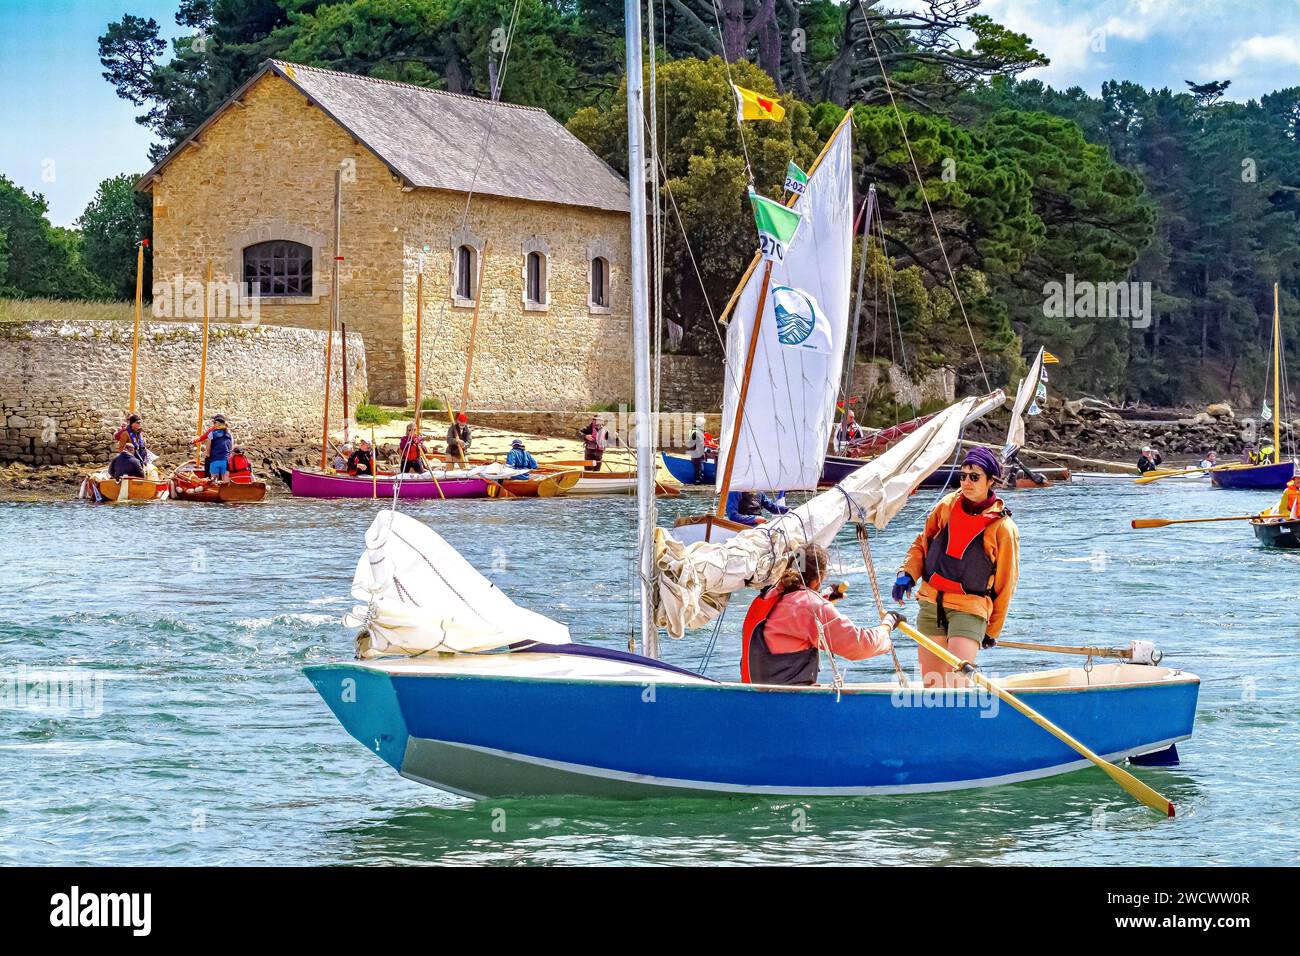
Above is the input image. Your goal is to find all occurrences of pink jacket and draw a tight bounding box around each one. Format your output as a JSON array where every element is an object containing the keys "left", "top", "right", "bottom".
[{"left": 761, "top": 589, "right": 893, "bottom": 660}]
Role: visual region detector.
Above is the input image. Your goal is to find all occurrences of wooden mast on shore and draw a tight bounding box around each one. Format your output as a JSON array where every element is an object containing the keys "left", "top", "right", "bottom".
[
  {"left": 341, "top": 322, "right": 350, "bottom": 447},
  {"left": 414, "top": 256, "right": 424, "bottom": 429},
  {"left": 194, "top": 261, "right": 211, "bottom": 467},
  {"left": 128, "top": 239, "right": 147, "bottom": 413},
  {"left": 459, "top": 242, "right": 490, "bottom": 416},
  {"left": 320, "top": 168, "right": 342, "bottom": 470}
]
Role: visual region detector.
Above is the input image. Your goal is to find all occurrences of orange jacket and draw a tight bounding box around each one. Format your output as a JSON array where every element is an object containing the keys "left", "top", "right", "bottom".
[
  {"left": 1277, "top": 481, "right": 1300, "bottom": 518},
  {"left": 900, "top": 491, "right": 1020, "bottom": 638}
]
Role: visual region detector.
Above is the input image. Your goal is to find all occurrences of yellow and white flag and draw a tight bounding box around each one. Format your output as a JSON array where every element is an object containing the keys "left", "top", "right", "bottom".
[{"left": 733, "top": 84, "right": 785, "bottom": 123}]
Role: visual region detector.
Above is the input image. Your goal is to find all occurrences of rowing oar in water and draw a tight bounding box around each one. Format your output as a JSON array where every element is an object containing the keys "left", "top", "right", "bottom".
[
  {"left": 1131, "top": 514, "right": 1263, "bottom": 529},
  {"left": 894, "top": 621, "right": 1176, "bottom": 817}
]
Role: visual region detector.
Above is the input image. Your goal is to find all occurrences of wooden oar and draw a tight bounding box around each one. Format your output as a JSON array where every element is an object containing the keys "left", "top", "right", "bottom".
[
  {"left": 894, "top": 621, "right": 1176, "bottom": 817},
  {"left": 1133, "top": 467, "right": 1206, "bottom": 485},
  {"left": 1131, "top": 514, "right": 1263, "bottom": 529},
  {"left": 997, "top": 639, "right": 1133, "bottom": 660}
]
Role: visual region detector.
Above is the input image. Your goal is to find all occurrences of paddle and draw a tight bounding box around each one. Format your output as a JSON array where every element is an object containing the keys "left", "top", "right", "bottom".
[
  {"left": 1131, "top": 514, "right": 1263, "bottom": 529},
  {"left": 1133, "top": 467, "right": 1206, "bottom": 485},
  {"left": 894, "top": 621, "right": 1176, "bottom": 817}
]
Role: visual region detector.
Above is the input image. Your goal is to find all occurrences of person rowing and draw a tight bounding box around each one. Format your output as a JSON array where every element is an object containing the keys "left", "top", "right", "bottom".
[
  {"left": 1198, "top": 449, "right": 1219, "bottom": 470},
  {"left": 505, "top": 438, "right": 538, "bottom": 478},
  {"left": 741, "top": 543, "right": 904, "bottom": 686},
  {"left": 1136, "top": 446, "right": 1163, "bottom": 474},
  {"left": 892, "top": 447, "right": 1020, "bottom": 688}
]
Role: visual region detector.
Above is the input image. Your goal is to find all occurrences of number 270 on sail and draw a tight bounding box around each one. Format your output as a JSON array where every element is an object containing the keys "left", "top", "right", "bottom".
[{"left": 758, "top": 235, "right": 786, "bottom": 262}]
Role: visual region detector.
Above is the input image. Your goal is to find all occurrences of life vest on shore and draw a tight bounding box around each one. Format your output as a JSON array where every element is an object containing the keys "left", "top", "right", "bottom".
[
  {"left": 921, "top": 499, "right": 1005, "bottom": 597},
  {"left": 741, "top": 587, "right": 819, "bottom": 686},
  {"left": 229, "top": 454, "right": 253, "bottom": 483}
]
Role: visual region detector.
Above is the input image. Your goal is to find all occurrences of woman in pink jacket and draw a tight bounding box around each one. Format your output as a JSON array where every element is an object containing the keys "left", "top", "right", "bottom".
[{"left": 742, "top": 543, "right": 903, "bottom": 685}]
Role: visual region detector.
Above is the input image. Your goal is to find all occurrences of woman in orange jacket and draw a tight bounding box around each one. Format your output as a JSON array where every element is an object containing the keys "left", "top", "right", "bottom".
[{"left": 892, "top": 447, "right": 1020, "bottom": 687}]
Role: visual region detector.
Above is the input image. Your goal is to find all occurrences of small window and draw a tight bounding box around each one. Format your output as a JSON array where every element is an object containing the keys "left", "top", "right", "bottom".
[
  {"left": 525, "top": 251, "right": 547, "bottom": 307},
  {"left": 590, "top": 256, "right": 609, "bottom": 308},
  {"left": 243, "top": 240, "right": 312, "bottom": 296},
  {"left": 455, "top": 244, "right": 476, "bottom": 300}
]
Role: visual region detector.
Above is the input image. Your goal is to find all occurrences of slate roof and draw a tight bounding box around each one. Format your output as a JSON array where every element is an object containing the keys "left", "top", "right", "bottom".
[{"left": 140, "top": 60, "right": 630, "bottom": 214}]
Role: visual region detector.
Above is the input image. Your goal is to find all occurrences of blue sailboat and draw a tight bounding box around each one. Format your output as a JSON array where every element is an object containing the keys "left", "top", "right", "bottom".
[{"left": 303, "top": 5, "right": 1197, "bottom": 813}]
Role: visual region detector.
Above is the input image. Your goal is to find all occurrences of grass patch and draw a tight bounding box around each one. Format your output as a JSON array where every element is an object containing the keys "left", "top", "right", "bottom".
[
  {"left": 0, "top": 297, "right": 135, "bottom": 324},
  {"left": 355, "top": 402, "right": 392, "bottom": 426}
]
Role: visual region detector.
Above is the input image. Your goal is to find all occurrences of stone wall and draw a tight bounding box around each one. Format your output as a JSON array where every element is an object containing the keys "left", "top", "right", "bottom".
[
  {"left": 0, "top": 320, "right": 365, "bottom": 466},
  {"left": 468, "top": 409, "right": 723, "bottom": 452},
  {"left": 148, "top": 70, "right": 632, "bottom": 409}
]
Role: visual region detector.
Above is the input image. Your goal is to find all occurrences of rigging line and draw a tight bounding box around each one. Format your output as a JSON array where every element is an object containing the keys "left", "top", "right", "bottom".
[
  {"left": 458, "top": 0, "right": 525, "bottom": 229},
  {"left": 876, "top": 198, "right": 911, "bottom": 377},
  {"left": 853, "top": 0, "right": 990, "bottom": 392},
  {"left": 707, "top": 0, "right": 755, "bottom": 184}
]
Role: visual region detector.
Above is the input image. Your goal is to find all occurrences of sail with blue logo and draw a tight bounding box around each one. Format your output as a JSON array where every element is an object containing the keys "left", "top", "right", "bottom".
[{"left": 714, "top": 116, "right": 854, "bottom": 492}]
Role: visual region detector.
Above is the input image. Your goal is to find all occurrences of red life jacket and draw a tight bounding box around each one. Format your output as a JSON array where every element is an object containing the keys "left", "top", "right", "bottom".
[
  {"left": 921, "top": 498, "right": 1005, "bottom": 597},
  {"left": 740, "top": 587, "right": 819, "bottom": 686},
  {"left": 229, "top": 454, "right": 253, "bottom": 483}
]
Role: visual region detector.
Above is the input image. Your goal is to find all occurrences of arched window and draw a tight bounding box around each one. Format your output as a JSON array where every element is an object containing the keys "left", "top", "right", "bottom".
[
  {"left": 455, "top": 244, "right": 476, "bottom": 300},
  {"left": 590, "top": 256, "right": 609, "bottom": 308},
  {"left": 243, "top": 240, "right": 312, "bottom": 296},
  {"left": 525, "top": 251, "right": 547, "bottom": 307}
]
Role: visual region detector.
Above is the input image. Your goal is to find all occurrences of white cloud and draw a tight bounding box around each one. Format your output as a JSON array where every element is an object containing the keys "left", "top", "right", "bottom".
[{"left": 1206, "top": 33, "right": 1300, "bottom": 77}]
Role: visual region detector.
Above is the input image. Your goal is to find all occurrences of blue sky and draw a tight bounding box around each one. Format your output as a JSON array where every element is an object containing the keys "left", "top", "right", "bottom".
[{"left": 2, "top": 0, "right": 1299, "bottom": 226}]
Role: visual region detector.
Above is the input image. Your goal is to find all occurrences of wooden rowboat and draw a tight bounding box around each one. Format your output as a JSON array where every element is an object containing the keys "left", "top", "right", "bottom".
[
  {"left": 498, "top": 470, "right": 582, "bottom": 497},
  {"left": 170, "top": 475, "right": 268, "bottom": 503},
  {"left": 79, "top": 471, "right": 169, "bottom": 503}
]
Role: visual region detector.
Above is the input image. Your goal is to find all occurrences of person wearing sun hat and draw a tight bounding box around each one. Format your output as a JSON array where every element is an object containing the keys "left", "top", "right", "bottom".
[
  {"left": 891, "top": 446, "right": 1020, "bottom": 688},
  {"left": 505, "top": 438, "right": 538, "bottom": 478}
]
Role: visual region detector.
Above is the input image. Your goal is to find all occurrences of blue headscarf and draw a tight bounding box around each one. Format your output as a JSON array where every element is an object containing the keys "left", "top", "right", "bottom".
[{"left": 962, "top": 446, "right": 1002, "bottom": 482}]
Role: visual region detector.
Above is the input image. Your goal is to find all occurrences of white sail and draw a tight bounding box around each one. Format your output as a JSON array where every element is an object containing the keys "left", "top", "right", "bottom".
[
  {"left": 345, "top": 511, "right": 571, "bottom": 657},
  {"left": 714, "top": 116, "right": 855, "bottom": 492},
  {"left": 1005, "top": 346, "right": 1047, "bottom": 453},
  {"left": 656, "top": 391, "right": 1006, "bottom": 637}
]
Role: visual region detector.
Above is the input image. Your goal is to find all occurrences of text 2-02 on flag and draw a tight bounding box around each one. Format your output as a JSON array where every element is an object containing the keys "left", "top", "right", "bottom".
[{"left": 749, "top": 189, "right": 802, "bottom": 263}]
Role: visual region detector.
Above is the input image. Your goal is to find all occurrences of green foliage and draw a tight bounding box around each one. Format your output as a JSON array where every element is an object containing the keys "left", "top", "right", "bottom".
[
  {"left": 0, "top": 177, "right": 108, "bottom": 300},
  {"left": 355, "top": 401, "right": 391, "bottom": 425},
  {"left": 78, "top": 173, "right": 153, "bottom": 300}
]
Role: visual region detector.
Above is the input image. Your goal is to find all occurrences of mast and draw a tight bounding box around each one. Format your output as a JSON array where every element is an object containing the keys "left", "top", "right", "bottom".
[
  {"left": 625, "top": 0, "right": 658, "bottom": 657},
  {"left": 195, "top": 260, "right": 211, "bottom": 467},
  {"left": 459, "top": 243, "right": 490, "bottom": 416},
  {"left": 414, "top": 260, "right": 423, "bottom": 430},
  {"left": 714, "top": 260, "right": 773, "bottom": 517},
  {"left": 843, "top": 184, "right": 877, "bottom": 413},
  {"left": 341, "top": 322, "right": 350, "bottom": 445},
  {"left": 1274, "top": 282, "right": 1281, "bottom": 463},
  {"left": 128, "top": 239, "right": 146, "bottom": 413},
  {"left": 320, "top": 168, "right": 342, "bottom": 470}
]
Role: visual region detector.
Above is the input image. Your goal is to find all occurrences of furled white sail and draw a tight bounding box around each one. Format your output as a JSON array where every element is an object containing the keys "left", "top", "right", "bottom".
[
  {"left": 1005, "top": 346, "right": 1047, "bottom": 453},
  {"left": 656, "top": 391, "right": 1005, "bottom": 637},
  {"left": 345, "top": 511, "right": 571, "bottom": 657},
  {"left": 714, "top": 116, "right": 855, "bottom": 493}
]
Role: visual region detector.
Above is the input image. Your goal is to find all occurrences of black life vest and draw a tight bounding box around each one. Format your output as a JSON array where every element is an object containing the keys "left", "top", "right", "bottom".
[
  {"left": 737, "top": 491, "right": 762, "bottom": 515},
  {"left": 921, "top": 498, "right": 1005, "bottom": 597},
  {"left": 741, "top": 586, "right": 819, "bottom": 686}
]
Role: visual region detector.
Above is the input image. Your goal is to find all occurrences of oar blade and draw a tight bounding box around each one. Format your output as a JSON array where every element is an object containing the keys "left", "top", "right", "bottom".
[{"left": 1131, "top": 518, "right": 1169, "bottom": 528}]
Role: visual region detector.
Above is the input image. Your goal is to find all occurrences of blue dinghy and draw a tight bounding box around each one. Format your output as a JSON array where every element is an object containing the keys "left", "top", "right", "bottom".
[
  {"left": 662, "top": 452, "right": 715, "bottom": 486},
  {"left": 1211, "top": 460, "right": 1296, "bottom": 490},
  {"left": 305, "top": 650, "right": 1198, "bottom": 799}
]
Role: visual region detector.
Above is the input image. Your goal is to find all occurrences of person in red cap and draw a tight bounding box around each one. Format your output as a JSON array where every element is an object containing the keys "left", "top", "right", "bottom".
[
  {"left": 891, "top": 446, "right": 1020, "bottom": 687},
  {"left": 446, "top": 412, "right": 472, "bottom": 461}
]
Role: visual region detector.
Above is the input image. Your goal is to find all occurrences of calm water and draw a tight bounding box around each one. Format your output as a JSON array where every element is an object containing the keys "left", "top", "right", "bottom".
[{"left": 2, "top": 478, "right": 1297, "bottom": 866}]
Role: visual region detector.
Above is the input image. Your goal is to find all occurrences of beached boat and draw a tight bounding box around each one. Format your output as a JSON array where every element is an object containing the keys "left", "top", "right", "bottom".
[
  {"left": 1252, "top": 516, "right": 1300, "bottom": 548},
  {"left": 499, "top": 470, "right": 582, "bottom": 498},
  {"left": 289, "top": 468, "right": 492, "bottom": 499},
  {"left": 79, "top": 473, "right": 169, "bottom": 503},
  {"left": 662, "top": 452, "right": 715, "bottom": 487}
]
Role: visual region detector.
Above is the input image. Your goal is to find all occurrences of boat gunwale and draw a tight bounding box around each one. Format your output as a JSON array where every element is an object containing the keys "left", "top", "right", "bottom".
[{"left": 304, "top": 658, "right": 1200, "bottom": 697}]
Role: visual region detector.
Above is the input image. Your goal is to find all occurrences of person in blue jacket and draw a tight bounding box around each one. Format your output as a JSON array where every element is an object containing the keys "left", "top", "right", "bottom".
[
  {"left": 505, "top": 438, "right": 538, "bottom": 478},
  {"left": 726, "top": 490, "right": 789, "bottom": 526}
]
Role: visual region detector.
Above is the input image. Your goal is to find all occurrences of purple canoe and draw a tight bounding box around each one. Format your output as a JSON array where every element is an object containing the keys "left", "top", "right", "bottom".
[{"left": 289, "top": 469, "right": 492, "bottom": 499}]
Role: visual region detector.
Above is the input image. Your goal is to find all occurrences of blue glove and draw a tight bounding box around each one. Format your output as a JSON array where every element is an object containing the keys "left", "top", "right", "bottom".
[{"left": 891, "top": 573, "right": 915, "bottom": 604}]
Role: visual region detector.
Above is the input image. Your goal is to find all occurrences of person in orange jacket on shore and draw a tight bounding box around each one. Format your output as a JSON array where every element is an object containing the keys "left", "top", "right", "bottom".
[
  {"left": 892, "top": 447, "right": 1020, "bottom": 688},
  {"left": 741, "top": 543, "right": 903, "bottom": 686}
]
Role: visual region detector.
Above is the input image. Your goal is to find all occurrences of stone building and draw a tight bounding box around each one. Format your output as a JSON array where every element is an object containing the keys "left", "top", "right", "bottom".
[{"left": 140, "top": 60, "right": 632, "bottom": 408}]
